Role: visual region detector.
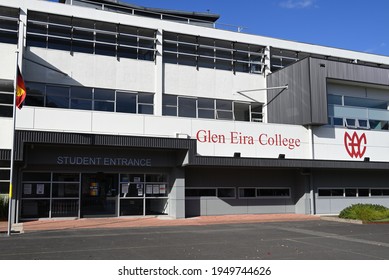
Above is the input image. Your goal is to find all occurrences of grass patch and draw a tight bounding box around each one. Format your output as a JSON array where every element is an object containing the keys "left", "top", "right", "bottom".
[{"left": 339, "top": 203, "right": 389, "bottom": 222}]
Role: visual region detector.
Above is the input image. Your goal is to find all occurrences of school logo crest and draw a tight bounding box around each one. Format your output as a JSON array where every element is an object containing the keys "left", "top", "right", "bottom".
[{"left": 344, "top": 131, "right": 367, "bottom": 158}]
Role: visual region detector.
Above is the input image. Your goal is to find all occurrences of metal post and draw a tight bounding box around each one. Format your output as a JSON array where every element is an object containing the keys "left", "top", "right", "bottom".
[{"left": 7, "top": 51, "right": 19, "bottom": 236}]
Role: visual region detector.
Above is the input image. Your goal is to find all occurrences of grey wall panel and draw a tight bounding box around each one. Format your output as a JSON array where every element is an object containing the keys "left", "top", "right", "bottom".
[
  {"left": 14, "top": 130, "right": 195, "bottom": 161},
  {"left": 315, "top": 199, "right": 331, "bottom": 214},
  {"left": 309, "top": 58, "right": 328, "bottom": 124},
  {"left": 313, "top": 169, "right": 389, "bottom": 214},
  {"left": 317, "top": 198, "right": 389, "bottom": 215},
  {"left": 0, "top": 79, "right": 13, "bottom": 92},
  {"left": 204, "top": 198, "right": 248, "bottom": 215},
  {"left": 0, "top": 149, "right": 11, "bottom": 161},
  {"left": 267, "top": 57, "right": 389, "bottom": 126},
  {"left": 186, "top": 167, "right": 299, "bottom": 188},
  {"left": 186, "top": 198, "right": 293, "bottom": 216},
  {"left": 267, "top": 58, "right": 311, "bottom": 125},
  {"left": 325, "top": 60, "right": 389, "bottom": 85},
  {"left": 247, "top": 199, "right": 292, "bottom": 214},
  {"left": 185, "top": 199, "right": 201, "bottom": 217},
  {"left": 191, "top": 156, "right": 389, "bottom": 170},
  {"left": 313, "top": 169, "right": 389, "bottom": 187}
]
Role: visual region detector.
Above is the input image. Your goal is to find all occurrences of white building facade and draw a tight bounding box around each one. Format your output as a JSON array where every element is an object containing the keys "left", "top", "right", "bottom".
[{"left": 2, "top": 0, "right": 389, "bottom": 222}]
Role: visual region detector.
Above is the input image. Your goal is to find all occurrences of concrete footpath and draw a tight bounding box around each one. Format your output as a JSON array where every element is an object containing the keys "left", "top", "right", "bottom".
[{"left": 0, "top": 213, "right": 319, "bottom": 233}]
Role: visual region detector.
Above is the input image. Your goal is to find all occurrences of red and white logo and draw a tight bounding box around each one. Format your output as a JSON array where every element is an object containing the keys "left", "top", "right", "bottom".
[{"left": 344, "top": 132, "right": 367, "bottom": 158}]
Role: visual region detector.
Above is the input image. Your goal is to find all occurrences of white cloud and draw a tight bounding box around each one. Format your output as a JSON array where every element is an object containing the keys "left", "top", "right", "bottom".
[{"left": 279, "top": 0, "right": 315, "bottom": 9}]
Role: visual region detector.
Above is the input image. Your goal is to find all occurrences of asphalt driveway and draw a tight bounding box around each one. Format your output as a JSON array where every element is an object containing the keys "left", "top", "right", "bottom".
[{"left": 1, "top": 220, "right": 389, "bottom": 260}]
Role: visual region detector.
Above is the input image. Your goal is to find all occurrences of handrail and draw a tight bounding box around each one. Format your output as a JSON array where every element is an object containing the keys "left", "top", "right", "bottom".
[{"left": 67, "top": 0, "right": 247, "bottom": 33}]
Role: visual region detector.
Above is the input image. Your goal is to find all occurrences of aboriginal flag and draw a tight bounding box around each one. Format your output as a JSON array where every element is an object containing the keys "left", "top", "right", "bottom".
[{"left": 16, "top": 66, "right": 26, "bottom": 109}]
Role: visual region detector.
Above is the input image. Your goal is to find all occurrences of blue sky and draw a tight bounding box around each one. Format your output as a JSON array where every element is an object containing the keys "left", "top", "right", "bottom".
[{"left": 117, "top": 0, "right": 389, "bottom": 56}]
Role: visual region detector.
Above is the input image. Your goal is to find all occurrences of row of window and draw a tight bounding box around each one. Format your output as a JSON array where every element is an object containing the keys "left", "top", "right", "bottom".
[
  {"left": 24, "top": 83, "right": 264, "bottom": 123},
  {"left": 269, "top": 48, "right": 307, "bottom": 72},
  {"left": 26, "top": 11, "right": 156, "bottom": 61},
  {"left": 0, "top": 160, "right": 11, "bottom": 194},
  {"left": 25, "top": 82, "right": 154, "bottom": 114},
  {"left": 327, "top": 117, "right": 389, "bottom": 130},
  {"left": 0, "top": 7, "right": 19, "bottom": 45},
  {"left": 327, "top": 94, "right": 389, "bottom": 130},
  {"left": 328, "top": 94, "right": 389, "bottom": 109},
  {"left": 119, "top": 173, "right": 168, "bottom": 198},
  {"left": 21, "top": 172, "right": 169, "bottom": 199},
  {"left": 186, "top": 188, "right": 291, "bottom": 198},
  {"left": 162, "top": 94, "right": 263, "bottom": 122},
  {"left": 20, "top": 172, "right": 169, "bottom": 218},
  {"left": 163, "top": 32, "right": 266, "bottom": 74},
  {"left": 318, "top": 188, "right": 389, "bottom": 197},
  {"left": 0, "top": 90, "right": 13, "bottom": 117}
]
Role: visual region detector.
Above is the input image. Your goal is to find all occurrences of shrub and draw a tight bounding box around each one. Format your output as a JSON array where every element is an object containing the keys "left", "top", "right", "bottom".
[{"left": 339, "top": 203, "right": 389, "bottom": 222}]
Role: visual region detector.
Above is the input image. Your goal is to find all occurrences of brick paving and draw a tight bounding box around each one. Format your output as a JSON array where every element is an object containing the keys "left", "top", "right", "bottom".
[{"left": 0, "top": 214, "right": 319, "bottom": 233}]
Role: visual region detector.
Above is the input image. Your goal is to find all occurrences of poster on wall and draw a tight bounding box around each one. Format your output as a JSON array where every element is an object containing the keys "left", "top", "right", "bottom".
[
  {"left": 159, "top": 184, "right": 166, "bottom": 194},
  {"left": 146, "top": 185, "right": 153, "bottom": 194},
  {"left": 136, "top": 183, "right": 143, "bottom": 196},
  {"left": 153, "top": 185, "right": 160, "bottom": 194},
  {"left": 36, "top": 184, "right": 45, "bottom": 195},
  {"left": 23, "top": 184, "right": 32, "bottom": 195},
  {"left": 121, "top": 183, "right": 129, "bottom": 194}
]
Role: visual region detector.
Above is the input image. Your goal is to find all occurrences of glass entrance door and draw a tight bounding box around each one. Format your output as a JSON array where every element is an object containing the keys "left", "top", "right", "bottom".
[{"left": 81, "top": 173, "right": 118, "bottom": 217}]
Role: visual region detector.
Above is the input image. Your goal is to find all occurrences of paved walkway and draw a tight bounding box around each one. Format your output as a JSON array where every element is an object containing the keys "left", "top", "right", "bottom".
[{"left": 0, "top": 214, "right": 319, "bottom": 233}]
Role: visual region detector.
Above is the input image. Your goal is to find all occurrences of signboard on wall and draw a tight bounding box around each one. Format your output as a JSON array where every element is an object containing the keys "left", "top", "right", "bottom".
[
  {"left": 191, "top": 121, "right": 310, "bottom": 159},
  {"left": 313, "top": 126, "right": 389, "bottom": 162},
  {"left": 25, "top": 145, "right": 179, "bottom": 167}
]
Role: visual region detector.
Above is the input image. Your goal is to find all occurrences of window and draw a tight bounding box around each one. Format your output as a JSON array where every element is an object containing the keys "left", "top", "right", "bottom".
[
  {"left": 21, "top": 172, "right": 80, "bottom": 218},
  {"left": 26, "top": 12, "right": 156, "bottom": 61},
  {"left": 345, "top": 188, "right": 357, "bottom": 197},
  {"left": 162, "top": 94, "right": 263, "bottom": 122},
  {"left": 345, "top": 118, "right": 356, "bottom": 128},
  {"left": 251, "top": 104, "right": 263, "bottom": 122},
  {"left": 178, "top": 97, "right": 196, "bottom": 118},
  {"left": 333, "top": 118, "right": 343, "bottom": 126},
  {"left": 358, "top": 119, "right": 369, "bottom": 129},
  {"left": 239, "top": 188, "right": 256, "bottom": 198},
  {"left": 358, "top": 189, "right": 369, "bottom": 197},
  {"left": 217, "top": 188, "right": 235, "bottom": 198},
  {"left": 257, "top": 188, "right": 290, "bottom": 197},
  {"left": 116, "top": 91, "right": 137, "bottom": 113},
  {"left": 0, "top": 6, "right": 19, "bottom": 45},
  {"left": 71, "top": 87, "right": 93, "bottom": 110},
  {"left": 370, "top": 189, "right": 389, "bottom": 196},
  {"left": 331, "top": 189, "right": 344, "bottom": 196},
  {"left": 93, "top": 88, "right": 115, "bottom": 112},
  {"left": 327, "top": 91, "right": 389, "bottom": 131},
  {"left": 0, "top": 91, "right": 13, "bottom": 117},
  {"left": 317, "top": 188, "right": 389, "bottom": 197},
  {"left": 25, "top": 82, "right": 153, "bottom": 115},
  {"left": 318, "top": 189, "right": 331, "bottom": 196},
  {"left": 234, "top": 102, "right": 250, "bottom": 121},
  {"left": 198, "top": 98, "right": 215, "bottom": 119},
  {"left": 163, "top": 32, "right": 265, "bottom": 74},
  {"left": 216, "top": 100, "right": 233, "bottom": 120},
  {"left": 186, "top": 188, "right": 216, "bottom": 197},
  {"left": 138, "top": 93, "right": 154, "bottom": 114},
  {"left": 46, "top": 85, "right": 70, "bottom": 108},
  {"left": 318, "top": 188, "right": 344, "bottom": 197},
  {"left": 162, "top": 94, "right": 178, "bottom": 116}
]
